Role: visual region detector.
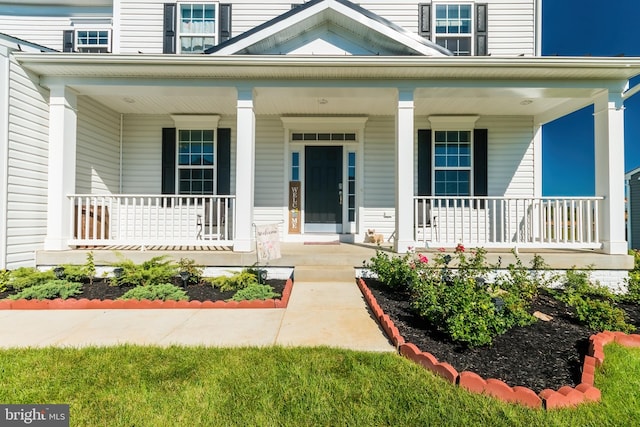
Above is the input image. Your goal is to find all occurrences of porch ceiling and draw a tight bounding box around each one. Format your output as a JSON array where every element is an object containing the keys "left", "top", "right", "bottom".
[
  {"left": 68, "top": 84, "right": 605, "bottom": 121},
  {"left": 18, "top": 54, "right": 640, "bottom": 122}
]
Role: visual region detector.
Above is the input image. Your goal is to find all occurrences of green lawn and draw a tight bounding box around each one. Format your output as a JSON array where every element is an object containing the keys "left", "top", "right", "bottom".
[{"left": 0, "top": 344, "right": 637, "bottom": 426}]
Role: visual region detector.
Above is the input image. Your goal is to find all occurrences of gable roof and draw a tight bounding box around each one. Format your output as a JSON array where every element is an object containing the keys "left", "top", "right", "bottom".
[{"left": 205, "top": 0, "right": 450, "bottom": 56}]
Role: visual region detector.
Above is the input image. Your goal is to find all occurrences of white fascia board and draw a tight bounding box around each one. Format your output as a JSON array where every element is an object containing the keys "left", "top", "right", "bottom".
[{"left": 15, "top": 54, "right": 640, "bottom": 83}]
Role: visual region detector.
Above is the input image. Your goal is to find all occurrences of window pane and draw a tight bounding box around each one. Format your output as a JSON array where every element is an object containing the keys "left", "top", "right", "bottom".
[{"left": 435, "top": 131, "right": 446, "bottom": 143}]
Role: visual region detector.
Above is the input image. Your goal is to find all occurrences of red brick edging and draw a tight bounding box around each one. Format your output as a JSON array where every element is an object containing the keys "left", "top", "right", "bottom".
[
  {"left": 357, "top": 277, "right": 640, "bottom": 410},
  {"left": 0, "top": 278, "right": 293, "bottom": 310}
]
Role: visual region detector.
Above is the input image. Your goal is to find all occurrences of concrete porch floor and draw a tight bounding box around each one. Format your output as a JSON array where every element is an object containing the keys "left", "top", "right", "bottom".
[{"left": 36, "top": 242, "right": 634, "bottom": 271}]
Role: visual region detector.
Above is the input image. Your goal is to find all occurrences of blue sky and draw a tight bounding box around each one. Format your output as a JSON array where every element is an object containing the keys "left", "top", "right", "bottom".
[{"left": 542, "top": 0, "right": 640, "bottom": 195}]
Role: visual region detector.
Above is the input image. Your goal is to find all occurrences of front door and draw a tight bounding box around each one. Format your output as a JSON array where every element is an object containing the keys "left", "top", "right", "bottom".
[{"left": 305, "top": 146, "right": 343, "bottom": 232}]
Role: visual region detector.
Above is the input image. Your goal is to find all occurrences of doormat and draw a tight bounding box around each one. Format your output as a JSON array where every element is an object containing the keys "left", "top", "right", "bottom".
[{"left": 303, "top": 241, "right": 340, "bottom": 245}]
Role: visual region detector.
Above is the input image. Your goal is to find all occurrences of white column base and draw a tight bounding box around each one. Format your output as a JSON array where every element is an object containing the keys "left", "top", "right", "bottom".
[
  {"left": 44, "top": 237, "right": 72, "bottom": 251},
  {"left": 233, "top": 239, "right": 254, "bottom": 253},
  {"left": 602, "top": 240, "right": 629, "bottom": 255},
  {"left": 394, "top": 239, "right": 414, "bottom": 254}
]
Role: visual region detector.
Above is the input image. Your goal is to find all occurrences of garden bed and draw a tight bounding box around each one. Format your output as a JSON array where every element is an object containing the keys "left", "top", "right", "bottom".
[
  {"left": 361, "top": 277, "right": 640, "bottom": 408},
  {"left": 0, "top": 278, "right": 292, "bottom": 310}
]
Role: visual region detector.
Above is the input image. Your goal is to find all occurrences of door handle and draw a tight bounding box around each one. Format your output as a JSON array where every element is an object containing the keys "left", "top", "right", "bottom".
[{"left": 338, "top": 190, "right": 343, "bottom": 205}]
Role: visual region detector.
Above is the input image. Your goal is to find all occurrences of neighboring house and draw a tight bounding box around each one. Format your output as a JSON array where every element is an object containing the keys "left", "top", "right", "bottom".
[
  {"left": 0, "top": 0, "right": 639, "bottom": 270},
  {"left": 626, "top": 168, "right": 640, "bottom": 250}
]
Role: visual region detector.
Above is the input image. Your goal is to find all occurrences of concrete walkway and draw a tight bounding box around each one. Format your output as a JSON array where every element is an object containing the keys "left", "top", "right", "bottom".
[{"left": 0, "top": 280, "right": 395, "bottom": 352}]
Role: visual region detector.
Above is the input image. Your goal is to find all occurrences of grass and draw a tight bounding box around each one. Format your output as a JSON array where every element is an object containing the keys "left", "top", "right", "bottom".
[{"left": 0, "top": 345, "right": 638, "bottom": 426}]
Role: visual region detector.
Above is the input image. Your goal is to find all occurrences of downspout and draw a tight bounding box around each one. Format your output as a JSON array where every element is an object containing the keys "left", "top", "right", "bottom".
[
  {"left": 0, "top": 47, "right": 10, "bottom": 269},
  {"left": 626, "top": 176, "right": 631, "bottom": 250},
  {"left": 119, "top": 113, "right": 123, "bottom": 193}
]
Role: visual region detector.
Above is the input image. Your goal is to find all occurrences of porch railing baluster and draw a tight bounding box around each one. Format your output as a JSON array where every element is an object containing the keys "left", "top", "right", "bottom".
[{"left": 412, "top": 195, "right": 604, "bottom": 250}]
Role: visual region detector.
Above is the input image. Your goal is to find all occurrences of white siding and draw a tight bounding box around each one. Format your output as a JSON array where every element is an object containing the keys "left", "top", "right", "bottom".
[
  {"left": 121, "top": 114, "right": 236, "bottom": 195},
  {"left": 478, "top": 116, "right": 535, "bottom": 197},
  {"left": 361, "top": 116, "right": 396, "bottom": 238},
  {"left": 0, "top": 5, "right": 113, "bottom": 52},
  {"left": 115, "top": 0, "right": 537, "bottom": 56},
  {"left": 76, "top": 97, "right": 121, "bottom": 194},
  {"left": 122, "top": 114, "right": 173, "bottom": 194},
  {"left": 118, "top": 0, "right": 165, "bottom": 54},
  {"left": 253, "top": 116, "right": 286, "bottom": 231},
  {"left": 5, "top": 58, "right": 49, "bottom": 268}
]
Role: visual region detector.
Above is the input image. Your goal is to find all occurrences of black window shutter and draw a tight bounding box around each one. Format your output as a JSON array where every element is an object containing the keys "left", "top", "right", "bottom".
[
  {"left": 217, "top": 128, "right": 231, "bottom": 195},
  {"left": 475, "top": 3, "right": 488, "bottom": 56},
  {"left": 418, "top": 4, "right": 432, "bottom": 39},
  {"left": 63, "top": 30, "right": 74, "bottom": 52},
  {"left": 163, "top": 3, "right": 177, "bottom": 54},
  {"left": 219, "top": 4, "right": 232, "bottom": 43},
  {"left": 417, "top": 129, "right": 432, "bottom": 196},
  {"left": 161, "top": 128, "right": 176, "bottom": 194},
  {"left": 473, "top": 129, "right": 488, "bottom": 197}
]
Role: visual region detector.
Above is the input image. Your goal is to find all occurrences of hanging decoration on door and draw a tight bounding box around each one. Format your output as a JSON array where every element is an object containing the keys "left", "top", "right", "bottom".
[{"left": 289, "top": 181, "right": 301, "bottom": 234}]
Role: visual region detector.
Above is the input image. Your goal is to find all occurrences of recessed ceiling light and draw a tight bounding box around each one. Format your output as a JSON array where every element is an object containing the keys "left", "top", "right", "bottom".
[
  {"left": 318, "top": 98, "right": 328, "bottom": 105},
  {"left": 520, "top": 99, "right": 533, "bottom": 105},
  {"left": 123, "top": 97, "right": 136, "bottom": 104}
]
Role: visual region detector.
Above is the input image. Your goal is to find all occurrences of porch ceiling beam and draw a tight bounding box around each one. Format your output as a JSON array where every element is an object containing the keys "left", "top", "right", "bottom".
[{"left": 40, "top": 76, "right": 627, "bottom": 94}]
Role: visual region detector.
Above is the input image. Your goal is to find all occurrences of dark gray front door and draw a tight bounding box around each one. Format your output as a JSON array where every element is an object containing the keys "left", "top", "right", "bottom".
[{"left": 305, "top": 146, "right": 342, "bottom": 231}]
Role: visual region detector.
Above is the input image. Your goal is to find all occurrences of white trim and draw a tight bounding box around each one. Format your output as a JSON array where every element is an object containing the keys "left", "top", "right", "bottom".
[
  {"left": 0, "top": 47, "right": 9, "bottom": 268},
  {"left": 171, "top": 114, "right": 220, "bottom": 128},
  {"left": 211, "top": 0, "right": 449, "bottom": 57},
  {"left": 428, "top": 115, "right": 479, "bottom": 130},
  {"left": 281, "top": 116, "right": 368, "bottom": 131},
  {"left": 112, "top": 0, "right": 121, "bottom": 54}
]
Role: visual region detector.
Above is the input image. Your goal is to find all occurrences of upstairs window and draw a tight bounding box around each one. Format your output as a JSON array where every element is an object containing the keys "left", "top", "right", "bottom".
[
  {"left": 435, "top": 4, "right": 472, "bottom": 56},
  {"left": 178, "top": 3, "right": 217, "bottom": 53},
  {"left": 418, "top": 3, "right": 488, "bottom": 56},
  {"left": 63, "top": 29, "right": 111, "bottom": 53},
  {"left": 76, "top": 30, "right": 110, "bottom": 53}
]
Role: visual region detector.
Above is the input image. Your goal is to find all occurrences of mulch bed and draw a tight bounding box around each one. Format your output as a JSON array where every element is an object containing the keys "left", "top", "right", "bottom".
[
  {"left": 364, "top": 278, "right": 640, "bottom": 393},
  {"left": 0, "top": 278, "right": 288, "bottom": 303}
]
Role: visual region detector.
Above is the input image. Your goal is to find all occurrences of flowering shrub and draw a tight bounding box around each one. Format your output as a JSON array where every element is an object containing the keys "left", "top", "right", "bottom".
[
  {"left": 363, "top": 247, "right": 428, "bottom": 290},
  {"left": 366, "top": 245, "right": 538, "bottom": 347}
]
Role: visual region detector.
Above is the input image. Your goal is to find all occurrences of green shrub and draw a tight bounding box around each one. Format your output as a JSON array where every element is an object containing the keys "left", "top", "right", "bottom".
[
  {"left": 622, "top": 250, "right": 640, "bottom": 303},
  {"left": 411, "top": 247, "right": 535, "bottom": 347},
  {"left": 6, "top": 267, "right": 56, "bottom": 291},
  {"left": 118, "top": 283, "right": 188, "bottom": 301},
  {"left": 553, "top": 269, "right": 635, "bottom": 333},
  {"left": 229, "top": 284, "right": 280, "bottom": 301},
  {"left": 0, "top": 270, "right": 9, "bottom": 293},
  {"left": 177, "top": 258, "right": 203, "bottom": 285},
  {"left": 206, "top": 269, "right": 259, "bottom": 292},
  {"left": 111, "top": 254, "right": 177, "bottom": 287},
  {"left": 8, "top": 280, "right": 82, "bottom": 300},
  {"left": 59, "top": 252, "right": 97, "bottom": 284},
  {"left": 363, "top": 249, "right": 428, "bottom": 290}
]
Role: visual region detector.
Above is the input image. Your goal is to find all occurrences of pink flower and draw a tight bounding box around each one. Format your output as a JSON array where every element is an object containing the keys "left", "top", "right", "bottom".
[
  {"left": 455, "top": 243, "right": 465, "bottom": 253},
  {"left": 438, "top": 247, "right": 446, "bottom": 252},
  {"left": 418, "top": 254, "right": 428, "bottom": 264}
]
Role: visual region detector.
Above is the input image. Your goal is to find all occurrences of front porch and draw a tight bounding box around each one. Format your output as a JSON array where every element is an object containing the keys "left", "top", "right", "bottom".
[
  {"left": 36, "top": 241, "right": 634, "bottom": 277},
  {"left": 67, "top": 194, "right": 606, "bottom": 252}
]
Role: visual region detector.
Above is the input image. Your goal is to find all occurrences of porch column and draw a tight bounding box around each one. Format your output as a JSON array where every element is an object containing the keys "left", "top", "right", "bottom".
[
  {"left": 394, "top": 88, "right": 415, "bottom": 253},
  {"left": 44, "top": 85, "right": 77, "bottom": 250},
  {"left": 594, "top": 91, "right": 627, "bottom": 254},
  {"left": 233, "top": 87, "right": 256, "bottom": 252}
]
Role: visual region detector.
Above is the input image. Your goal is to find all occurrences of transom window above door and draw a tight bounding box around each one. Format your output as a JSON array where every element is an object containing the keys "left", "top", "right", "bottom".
[{"left": 178, "top": 3, "right": 217, "bottom": 53}]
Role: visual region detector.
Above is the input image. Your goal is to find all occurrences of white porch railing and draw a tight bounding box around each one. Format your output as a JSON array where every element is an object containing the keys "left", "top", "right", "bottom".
[
  {"left": 414, "top": 196, "right": 603, "bottom": 249},
  {"left": 68, "top": 195, "right": 235, "bottom": 247}
]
